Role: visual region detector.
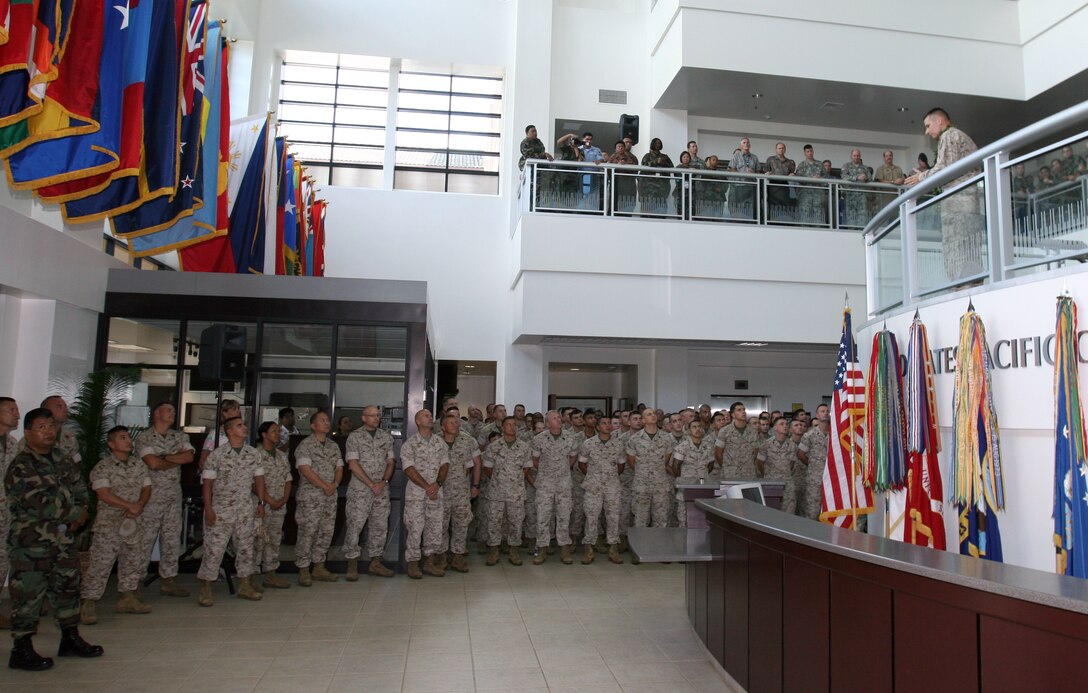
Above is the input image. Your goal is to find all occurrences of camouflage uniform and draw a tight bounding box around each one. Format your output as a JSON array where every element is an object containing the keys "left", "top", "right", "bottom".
[
  {"left": 795, "top": 159, "right": 827, "bottom": 225},
  {"left": 765, "top": 154, "right": 797, "bottom": 217},
  {"left": 693, "top": 170, "right": 729, "bottom": 219},
  {"left": 531, "top": 431, "right": 576, "bottom": 549},
  {"left": 441, "top": 432, "right": 478, "bottom": 555},
  {"left": 0, "top": 433, "right": 18, "bottom": 590},
  {"left": 81, "top": 453, "right": 152, "bottom": 600},
  {"left": 342, "top": 427, "right": 395, "bottom": 561},
  {"left": 293, "top": 435, "right": 343, "bottom": 569},
  {"left": 729, "top": 150, "right": 762, "bottom": 219},
  {"left": 483, "top": 437, "right": 532, "bottom": 546},
  {"left": 519, "top": 425, "right": 537, "bottom": 545},
  {"left": 255, "top": 446, "right": 291, "bottom": 572},
  {"left": 567, "top": 431, "right": 593, "bottom": 541},
  {"left": 1011, "top": 172, "right": 1035, "bottom": 224},
  {"left": 911, "top": 126, "right": 981, "bottom": 279},
  {"left": 473, "top": 422, "right": 501, "bottom": 543},
  {"left": 791, "top": 438, "right": 808, "bottom": 516},
  {"left": 134, "top": 427, "right": 194, "bottom": 579},
  {"left": 671, "top": 438, "right": 715, "bottom": 528},
  {"left": 578, "top": 435, "right": 624, "bottom": 545},
  {"left": 715, "top": 423, "right": 759, "bottom": 478},
  {"left": 758, "top": 437, "right": 798, "bottom": 514},
  {"left": 639, "top": 151, "right": 675, "bottom": 214},
  {"left": 840, "top": 160, "right": 871, "bottom": 227},
  {"left": 798, "top": 427, "right": 829, "bottom": 520},
  {"left": 401, "top": 432, "right": 449, "bottom": 562},
  {"left": 626, "top": 430, "right": 675, "bottom": 529},
  {"left": 614, "top": 430, "right": 635, "bottom": 535},
  {"left": 5, "top": 447, "right": 87, "bottom": 637},
  {"left": 197, "top": 444, "right": 264, "bottom": 581}
]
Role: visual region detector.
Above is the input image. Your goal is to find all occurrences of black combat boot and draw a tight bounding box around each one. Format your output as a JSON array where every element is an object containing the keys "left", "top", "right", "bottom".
[
  {"left": 9, "top": 635, "right": 54, "bottom": 671},
  {"left": 57, "top": 626, "right": 104, "bottom": 658}
]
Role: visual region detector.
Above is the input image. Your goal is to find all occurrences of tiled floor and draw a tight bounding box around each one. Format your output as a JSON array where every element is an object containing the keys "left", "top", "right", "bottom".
[{"left": 1, "top": 553, "right": 742, "bottom": 692}]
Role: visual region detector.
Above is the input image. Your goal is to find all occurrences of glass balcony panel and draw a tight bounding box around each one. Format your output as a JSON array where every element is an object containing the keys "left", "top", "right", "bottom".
[
  {"left": 690, "top": 176, "right": 758, "bottom": 222},
  {"left": 913, "top": 181, "right": 989, "bottom": 297},
  {"left": 633, "top": 170, "right": 682, "bottom": 219},
  {"left": 1009, "top": 176, "right": 1088, "bottom": 270},
  {"left": 532, "top": 164, "right": 606, "bottom": 214},
  {"left": 837, "top": 184, "right": 891, "bottom": 230},
  {"left": 873, "top": 223, "right": 903, "bottom": 313}
]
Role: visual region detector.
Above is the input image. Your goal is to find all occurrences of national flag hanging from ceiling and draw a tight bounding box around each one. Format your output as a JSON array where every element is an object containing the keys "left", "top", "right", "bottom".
[
  {"left": 227, "top": 113, "right": 270, "bottom": 274},
  {"left": 821, "top": 305, "right": 875, "bottom": 528},
  {"left": 1052, "top": 295, "right": 1088, "bottom": 577},
  {"left": 0, "top": 0, "right": 68, "bottom": 129},
  {"left": 272, "top": 136, "right": 286, "bottom": 274},
  {"left": 311, "top": 197, "right": 326, "bottom": 277},
  {"left": 903, "top": 316, "right": 946, "bottom": 550},
  {"left": 282, "top": 150, "right": 298, "bottom": 275}
]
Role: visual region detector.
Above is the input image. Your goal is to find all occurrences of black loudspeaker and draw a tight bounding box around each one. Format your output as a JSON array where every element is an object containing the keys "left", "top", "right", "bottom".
[
  {"left": 198, "top": 324, "right": 247, "bottom": 381},
  {"left": 619, "top": 114, "right": 639, "bottom": 144}
]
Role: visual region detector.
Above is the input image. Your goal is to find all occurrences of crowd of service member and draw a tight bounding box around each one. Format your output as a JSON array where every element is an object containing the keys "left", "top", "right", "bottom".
[
  {"left": 518, "top": 124, "right": 929, "bottom": 223},
  {"left": 1010, "top": 144, "right": 1088, "bottom": 209},
  {"left": 0, "top": 392, "right": 831, "bottom": 671}
]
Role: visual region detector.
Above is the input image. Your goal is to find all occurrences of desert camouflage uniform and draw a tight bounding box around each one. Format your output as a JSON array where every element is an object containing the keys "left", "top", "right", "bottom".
[
  {"left": 729, "top": 150, "right": 762, "bottom": 219},
  {"left": 612, "top": 430, "right": 635, "bottom": 535},
  {"left": 0, "top": 433, "right": 18, "bottom": 590},
  {"left": 483, "top": 437, "right": 532, "bottom": 546},
  {"left": 568, "top": 430, "right": 594, "bottom": 541},
  {"left": 798, "top": 427, "right": 829, "bottom": 520},
  {"left": 197, "top": 444, "right": 264, "bottom": 581},
  {"left": 293, "top": 435, "right": 343, "bottom": 569},
  {"left": 671, "top": 438, "right": 715, "bottom": 528},
  {"left": 911, "top": 126, "right": 982, "bottom": 279},
  {"left": 255, "top": 446, "right": 291, "bottom": 572},
  {"left": 715, "top": 423, "right": 759, "bottom": 479},
  {"left": 758, "top": 437, "right": 798, "bottom": 514},
  {"left": 134, "top": 427, "right": 194, "bottom": 579},
  {"left": 81, "top": 453, "right": 152, "bottom": 600},
  {"left": 765, "top": 154, "right": 797, "bottom": 217},
  {"left": 5, "top": 447, "right": 87, "bottom": 637},
  {"left": 578, "top": 435, "right": 624, "bottom": 545},
  {"left": 520, "top": 427, "right": 538, "bottom": 546},
  {"left": 342, "top": 427, "right": 395, "bottom": 561},
  {"left": 401, "top": 432, "right": 448, "bottom": 562},
  {"left": 840, "top": 160, "right": 871, "bottom": 227},
  {"left": 626, "top": 430, "right": 675, "bottom": 529},
  {"left": 441, "top": 432, "right": 478, "bottom": 554},
  {"left": 791, "top": 438, "right": 808, "bottom": 516},
  {"left": 473, "top": 422, "right": 501, "bottom": 543},
  {"left": 795, "top": 158, "right": 827, "bottom": 225},
  {"left": 532, "top": 431, "right": 576, "bottom": 549}
]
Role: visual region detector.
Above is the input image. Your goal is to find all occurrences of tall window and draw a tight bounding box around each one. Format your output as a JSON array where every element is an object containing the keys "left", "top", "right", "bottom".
[
  {"left": 277, "top": 51, "right": 503, "bottom": 194},
  {"left": 278, "top": 51, "right": 390, "bottom": 188},
  {"left": 394, "top": 61, "right": 503, "bottom": 194}
]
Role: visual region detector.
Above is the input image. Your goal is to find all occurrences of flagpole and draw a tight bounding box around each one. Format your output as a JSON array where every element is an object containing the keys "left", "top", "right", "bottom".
[{"left": 845, "top": 291, "right": 861, "bottom": 529}]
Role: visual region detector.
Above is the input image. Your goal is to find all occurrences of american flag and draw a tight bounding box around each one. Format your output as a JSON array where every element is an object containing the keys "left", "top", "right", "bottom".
[{"left": 821, "top": 307, "right": 875, "bottom": 527}]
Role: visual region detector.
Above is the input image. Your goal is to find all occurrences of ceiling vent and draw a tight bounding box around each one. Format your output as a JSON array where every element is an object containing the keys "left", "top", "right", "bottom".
[
  {"left": 599, "top": 89, "right": 627, "bottom": 105},
  {"left": 820, "top": 101, "right": 844, "bottom": 110}
]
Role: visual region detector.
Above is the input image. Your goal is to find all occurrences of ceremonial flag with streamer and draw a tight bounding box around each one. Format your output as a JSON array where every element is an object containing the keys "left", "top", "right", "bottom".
[
  {"left": 311, "top": 198, "right": 326, "bottom": 277},
  {"left": 950, "top": 307, "right": 1004, "bottom": 561},
  {"left": 821, "top": 304, "right": 875, "bottom": 528},
  {"left": 863, "top": 329, "right": 909, "bottom": 539},
  {"left": 282, "top": 150, "right": 298, "bottom": 274},
  {"left": 1052, "top": 295, "right": 1088, "bottom": 577},
  {"left": 903, "top": 316, "right": 946, "bottom": 549}
]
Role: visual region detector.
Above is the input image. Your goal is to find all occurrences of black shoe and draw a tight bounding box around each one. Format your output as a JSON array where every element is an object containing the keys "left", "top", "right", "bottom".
[
  {"left": 57, "top": 626, "right": 104, "bottom": 658},
  {"left": 9, "top": 636, "right": 54, "bottom": 671}
]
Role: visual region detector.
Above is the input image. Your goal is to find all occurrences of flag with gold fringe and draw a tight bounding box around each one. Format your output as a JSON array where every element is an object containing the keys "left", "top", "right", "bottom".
[
  {"left": 1052, "top": 294, "right": 1088, "bottom": 577},
  {"left": 950, "top": 306, "right": 1004, "bottom": 561},
  {"left": 904, "top": 315, "right": 946, "bottom": 549}
]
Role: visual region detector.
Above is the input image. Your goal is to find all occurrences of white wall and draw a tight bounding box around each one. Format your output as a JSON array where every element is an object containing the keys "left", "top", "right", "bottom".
[
  {"left": 1020, "top": 1, "right": 1088, "bottom": 97},
  {"left": 856, "top": 270, "right": 1088, "bottom": 574}
]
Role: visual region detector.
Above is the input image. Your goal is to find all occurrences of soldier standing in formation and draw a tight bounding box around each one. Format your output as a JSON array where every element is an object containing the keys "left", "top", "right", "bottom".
[
  {"left": 439, "top": 409, "right": 480, "bottom": 573},
  {"left": 293, "top": 411, "right": 343, "bottom": 585},
  {"left": 577, "top": 416, "right": 624, "bottom": 564},
  {"left": 0, "top": 397, "right": 20, "bottom": 630},
  {"left": 840, "top": 149, "right": 871, "bottom": 227},
  {"left": 135, "top": 402, "right": 194, "bottom": 598},
  {"left": 196, "top": 416, "right": 266, "bottom": 606},
  {"left": 798, "top": 404, "right": 831, "bottom": 520},
  {"left": 795, "top": 144, "right": 827, "bottom": 225},
  {"left": 254, "top": 422, "right": 292, "bottom": 589},
  {"left": 483, "top": 417, "right": 533, "bottom": 566},
  {"left": 670, "top": 421, "right": 715, "bottom": 528},
  {"left": 400, "top": 409, "right": 450, "bottom": 579},
  {"left": 6, "top": 408, "right": 102, "bottom": 671},
  {"left": 715, "top": 402, "right": 759, "bottom": 478},
  {"left": 80, "top": 426, "right": 152, "bottom": 623},
  {"left": 531, "top": 411, "right": 577, "bottom": 565},
  {"left": 626, "top": 408, "right": 675, "bottom": 531},
  {"left": 342, "top": 406, "right": 396, "bottom": 580},
  {"left": 757, "top": 417, "right": 799, "bottom": 514}
]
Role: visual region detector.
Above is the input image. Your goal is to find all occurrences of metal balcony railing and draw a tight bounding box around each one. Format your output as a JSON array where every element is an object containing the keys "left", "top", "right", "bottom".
[
  {"left": 518, "top": 159, "right": 904, "bottom": 231},
  {"left": 864, "top": 100, "right": 1088, "bottom": 317}
]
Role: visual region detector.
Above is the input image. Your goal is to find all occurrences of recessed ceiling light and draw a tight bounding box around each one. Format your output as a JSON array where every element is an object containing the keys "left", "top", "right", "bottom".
[
  {"left": 464, "top": 365, "right": 475, "bottom": 368},
  {"left": 736, "top": 342, "right": 769, "bottom": 347},
  {"left": 752, "top": 93, "right": 763, "bottom": 99},
  {"left": 570, "top": 368, "right": 580, "bottom": 371},
  {"left": 897, "top": 106, "right": 909, "bottom": 112}
]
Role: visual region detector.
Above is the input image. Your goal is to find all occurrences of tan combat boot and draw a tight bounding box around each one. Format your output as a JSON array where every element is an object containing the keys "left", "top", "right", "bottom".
[
  {"left": 262, "top": 571, "right": 291, "bottom": 589},
  {"left": 486, "top": 546, "right": 500, "bottom": 566},
  {"left": 533, "top": 548, "right": 547, "bottom": 565},
  {"left": 298, "top": 566, "right": 312, "bottom": 587},
  {"left": 197, "top": 580, "right": 214, "bottom": 607},
  {"left": 422, "top": 555, "right": 445, "bottom": 578},
  {"left": 79, "top": 599, "right": 97, "bottom": 625},
  {"left": 115, "top": 591, "right": 151, "bottom": 615},
  {"left": 477, "top": 540, "right": 488, "bottom": 555},
  {"left": 508, "top": 546, "right": 522, "bottom": 566},
  {"left": 433, "top": 553, "right": 448, "bottom": 572},
  {"left": 581, "top": 545, "right": 595, "bottom": 564},
  {"left": 608, "top": 544, "right": 624, "bottom": 564},
  {"left": 311, "top": 562, "right": 339, "bottom": 582},
  {"left": 560, "top": 545, "right": 573, "bottom": 565},
  {"left": 237, "top": 576, "right": 262, "bottom": 601},
  {"left": 250, "top": 573, "right": 265, "bottom": 594},
  {"left": 595, "top": 537, "right": 608, "bottom": 554},
  {"left": 450, "top": 553, "right": 469, "bottom": 573},
  {"left": 406, "top": 561, "right": 423, "bottom": 579},
  {"left": 521, "top": 536, "right": 532, "bottom": 549},
  {"left": 346, "top": 559, "right": 359, "bottom": 582},
  {"left": 368, "top": 557, "right": 394, "bottom": 578},
  {"left": 159, "top": 577, "right": 190, "bottom": 597}
]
